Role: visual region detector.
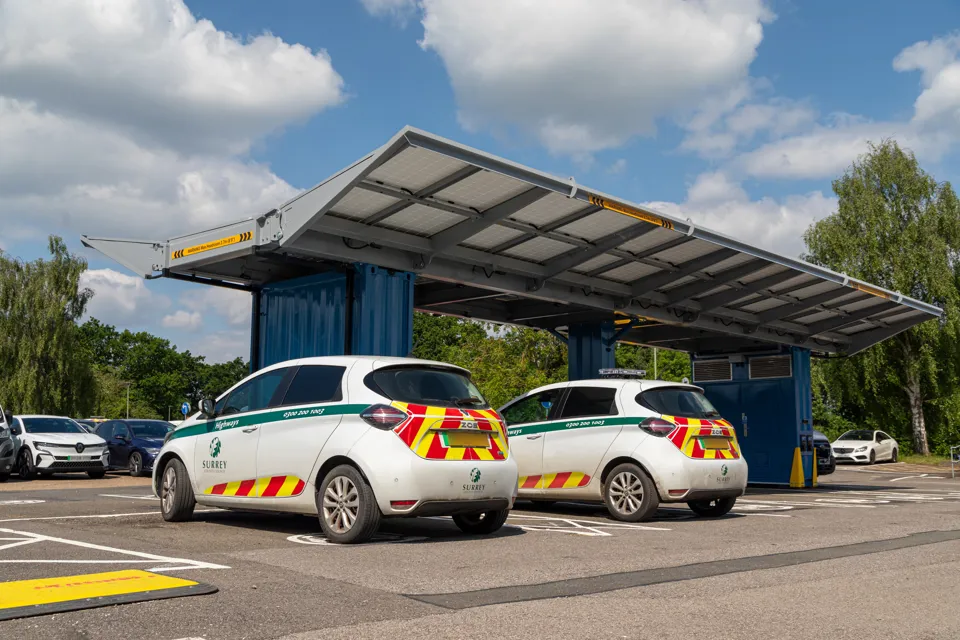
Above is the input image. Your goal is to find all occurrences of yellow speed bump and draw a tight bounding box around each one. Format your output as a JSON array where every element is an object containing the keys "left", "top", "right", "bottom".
[{"left": 0, "top": 569, "right": 217, "bottom": 621}]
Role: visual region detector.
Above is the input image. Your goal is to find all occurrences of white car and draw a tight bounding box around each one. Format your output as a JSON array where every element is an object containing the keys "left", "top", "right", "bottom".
[
  {"left": 831, "top": 429, "right": 899, "bottom": 464},
  {"left": 499, "top": 371, "right": 748, "bottom": 521},
  {"left": 9, "top": 415, "right": 110, "bottom": 479},
  {"left": 153, "top": 356, "right": 518, "bottom": 544}
]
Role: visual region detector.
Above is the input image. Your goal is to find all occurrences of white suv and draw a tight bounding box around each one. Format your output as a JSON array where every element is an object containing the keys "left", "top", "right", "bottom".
[
  {"left": 154, "top": 356, "right": 518, "bottom": 543},
  {"left": 10, "top": 415, "right": 110, "bottom": 479},
  {"left": 499, "top": 372, "right": 748, "bottom": 521}
]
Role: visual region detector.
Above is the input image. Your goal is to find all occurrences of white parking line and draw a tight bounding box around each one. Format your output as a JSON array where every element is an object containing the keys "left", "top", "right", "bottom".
[
  {"left": 99, "top": 494, "right": 160, "bottom": 501},
  {"left": 0, "top": 508, "right": 217, "bottom": 523},
  {"left": 0, "top": 527, "right": 229, "bottom": 572}
]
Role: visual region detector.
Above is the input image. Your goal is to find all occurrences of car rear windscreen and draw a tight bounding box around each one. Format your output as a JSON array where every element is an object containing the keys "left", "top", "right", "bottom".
[
  {"left": 636, "top": 387, "right": 721, "bottom": 419},
  {"left": 365, "top": 367, "right": 489, "bottom": 409}
]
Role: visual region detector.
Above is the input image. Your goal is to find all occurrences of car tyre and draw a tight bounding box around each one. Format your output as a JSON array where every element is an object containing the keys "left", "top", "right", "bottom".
[
  {"left": 868, "top": 450, "right": 876, "bottom": 465},
  {"left": 688, "top": 497, "right": 737, "bottom": 517},
  {"left": 160, "top": 458, "right": 196, "bottom": 522},
  {"left": 129, "top": 452, "right": 145, "bottom": 477},
  {"left": 317, "top": 465, "right": 380, "bottom": 544},
  {"left": 891, "top": 448, "right": 898, "bottom": 463},
  {"left": 87, "top": 469, "right": 106, "bottom": 479},
  {"left": 603, "top": 462, "right": 659, "bottom": 522},
  {"left": 452, "top": 509, "right": 510, "bottom": 535},
  {"left": 17, "top": 449, "right": 36, "bottom": 480}
]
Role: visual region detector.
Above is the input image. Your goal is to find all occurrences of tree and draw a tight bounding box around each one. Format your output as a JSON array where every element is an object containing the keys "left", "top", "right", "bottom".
[
  {"left": 0, "top": 237, "right": 96, "bottom": 416},
  {"left": 804, "top": 141, "right": 960, "bottom": 454}
]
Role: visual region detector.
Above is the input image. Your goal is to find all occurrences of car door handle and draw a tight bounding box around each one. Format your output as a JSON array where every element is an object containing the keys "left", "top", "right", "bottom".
[
  {"left": 526, "top": 434, "right": 542, "bottom": 440},
  {"left": 242, "top": 427, "right": 258, "bottom": 433}
]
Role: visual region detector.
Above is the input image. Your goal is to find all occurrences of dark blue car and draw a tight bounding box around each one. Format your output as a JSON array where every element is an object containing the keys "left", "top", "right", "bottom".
[{"left": 95, "top": 419, "right": 175, "bottom": 477}]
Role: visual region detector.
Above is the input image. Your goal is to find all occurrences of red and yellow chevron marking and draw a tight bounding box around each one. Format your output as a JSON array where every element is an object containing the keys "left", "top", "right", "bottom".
[
  {"left": 662, "top": 415, "right": 741, "bottom": 460},
  {"left": 518, "top": 472, "right": 591, "bottom": 490},
  {"left": 203, "top": 475, "right": 305, "bottom": 498},
  {"left": 391, "top": 403, "right": 509, "bottom": 461}
]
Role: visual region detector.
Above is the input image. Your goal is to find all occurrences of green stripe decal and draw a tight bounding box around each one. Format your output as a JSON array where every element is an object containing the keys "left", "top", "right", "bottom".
[
  {"left": 505, "top": 416, "right": 638, "bottom": 438},
  {"left": 169, "top": 403, "right": 369, "bottom": 441}
]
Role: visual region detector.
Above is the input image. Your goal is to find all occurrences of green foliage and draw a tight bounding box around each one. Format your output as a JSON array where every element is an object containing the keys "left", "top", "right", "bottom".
[
  {"left": 804, "top": 141, "right": 960, "bottom": 454},
  {"left": 615, "top": 343, "right": 690, "bottom": 382},
  {"left": 0, "top": 237, "right": 97, "bottom": 416},
  {"left": 78, "top": 320, "right": 249, "bottom": 420}
]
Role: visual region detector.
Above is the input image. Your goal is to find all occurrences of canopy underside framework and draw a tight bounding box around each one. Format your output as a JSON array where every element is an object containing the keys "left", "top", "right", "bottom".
[{"left": 83, "top": 127, "right": 942, "bottom": 357}]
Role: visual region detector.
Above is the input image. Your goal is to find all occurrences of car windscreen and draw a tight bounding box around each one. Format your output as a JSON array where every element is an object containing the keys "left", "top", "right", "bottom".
[
  {"left": 365, "top": 366, "right": 489, "bottom": 409},
  {"left": 128, "top": 421, "right": 174, "bottom": 438},
  {"left": 838, "top": 430, "right": 874, "bottom": 441},
  {"left": 636, "top": 387, "right": 721, "bottom": 419},
  {"left": 22, "top": 417, "right": 86, "bottom": 434}
]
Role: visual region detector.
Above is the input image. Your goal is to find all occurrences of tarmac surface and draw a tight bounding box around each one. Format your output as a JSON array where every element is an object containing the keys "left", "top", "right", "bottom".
[{"left": 1, "top": 463, "right": 959, "bottom": 639}]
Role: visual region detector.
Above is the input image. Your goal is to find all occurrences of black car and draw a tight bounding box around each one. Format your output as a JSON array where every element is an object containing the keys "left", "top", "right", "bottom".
[{"left": 814, "top": 430, "right": 836, "bottom": 476}]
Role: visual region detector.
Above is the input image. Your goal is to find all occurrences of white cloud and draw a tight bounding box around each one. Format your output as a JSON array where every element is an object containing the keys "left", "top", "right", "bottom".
[
  {"left": 0, "top": 0, "right": 342, "bottom": 241},
  {"left": 161, "top": 310, "right": 202, "bottom": 331},
  {"left": 646, "top": 171, "right": 836, "bottom": 257},
  {"left": 360, "top": 0, "right": 418, "bottom": 23},
  {"left": 412, "top": 0, "right": 773, "bottom": 155},
  {"left": 732, "top": 33, "right": 960, "bottom": 180},
  {"left": 187, "top": 330, "right": 250, "bottom": 363},
  {"left": 179, "top": 287, "right": 251, "bottom": 327},
  {"left": 80, "top": 268, "right": 170, "bottom": 326},
  {"left": 607, "top": 159, "right": 628, "bottom": 175},
  {"left": 0, "top": 0, "right": 344, "bottom": 156}
]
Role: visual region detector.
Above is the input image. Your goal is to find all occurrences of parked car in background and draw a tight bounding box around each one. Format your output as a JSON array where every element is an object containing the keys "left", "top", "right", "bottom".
[
  {"left": 95, "top": 419, "right": 175, "bottom": 477},
  {"left": 75, "top": 419, "right": 98, "bottom": 433},
  {"left": 10, "top": 416, "right": 109, "bottom": 479},
  {"left": 813, "top": 430, "right": 835, "bottom": 476},
  {"left": 0, "top": 405, "right": 14, "bottom": 482},
  {"left": 832, "top": 429, "right": 899, "bottom": 464},
  {"left": 499, "top": 370, "right": 748, "bottom": 521},
  {"left": 153, "top": 356, "right": 517, "bottom": 544}
]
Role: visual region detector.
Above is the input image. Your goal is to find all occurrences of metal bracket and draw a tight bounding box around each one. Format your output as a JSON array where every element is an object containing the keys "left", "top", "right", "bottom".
[
  {"left": 567, "top": 177, "right": 578, "bottom": 199},
  {"left": 685, "top": 218, "right": 696, "bottom": 236},
  {"left": 258, "top": 209, "right": 283, "bottom": 244}
]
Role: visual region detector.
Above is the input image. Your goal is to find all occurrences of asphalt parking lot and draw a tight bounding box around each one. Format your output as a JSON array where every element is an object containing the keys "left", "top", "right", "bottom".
[{"left": 3, "top": 465, "right": 960, "bottom": 640}]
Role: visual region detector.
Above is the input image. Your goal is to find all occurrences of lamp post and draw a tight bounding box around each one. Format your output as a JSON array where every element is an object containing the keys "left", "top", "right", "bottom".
[{"left": 119, "top": 382, "right": 132, "bottom": 418}]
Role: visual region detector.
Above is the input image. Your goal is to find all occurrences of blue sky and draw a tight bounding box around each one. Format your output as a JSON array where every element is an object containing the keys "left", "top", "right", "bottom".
[{"left": 3, "top": 0, "right": 960, "bottom": 362}]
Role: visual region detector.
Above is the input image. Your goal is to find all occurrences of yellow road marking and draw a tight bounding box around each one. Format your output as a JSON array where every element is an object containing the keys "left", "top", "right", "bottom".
[{"left": 0, "top": 570, "right": 198, "bottom": 609}]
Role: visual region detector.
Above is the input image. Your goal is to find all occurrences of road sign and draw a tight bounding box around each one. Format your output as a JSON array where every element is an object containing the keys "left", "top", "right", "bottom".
[{"left": 180, "top": 402, "right": 190, "bottom": 417}]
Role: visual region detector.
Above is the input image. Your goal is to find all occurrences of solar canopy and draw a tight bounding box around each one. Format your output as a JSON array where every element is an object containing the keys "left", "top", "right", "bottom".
[{"left": 83, "top": 126, "right": 942, "bottom": 357}]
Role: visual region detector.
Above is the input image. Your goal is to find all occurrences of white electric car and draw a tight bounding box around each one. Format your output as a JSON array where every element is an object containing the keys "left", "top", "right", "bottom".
[
  {"left": 153, "top": 356, "right": 518, "bottom": 544},
  {"left": 499, "top": 371, "right": 748, "bottom": 521},
  {"left": 831, "top": 429, "right": 899, "bottom": 464},
  {"left": 10, "top": 415, "right": 110, "bottom": 479}
]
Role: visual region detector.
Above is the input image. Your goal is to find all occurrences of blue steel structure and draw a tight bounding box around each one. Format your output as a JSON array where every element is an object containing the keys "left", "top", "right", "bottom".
[
  {"left": 254, "top": 264, "right": 413, "bottom": 369},
  {"left": 694, "top": 348, "right": 813, "bottom": 485},
  {"left": 81, "top": 126, "right": 942, "bottom": 485}
]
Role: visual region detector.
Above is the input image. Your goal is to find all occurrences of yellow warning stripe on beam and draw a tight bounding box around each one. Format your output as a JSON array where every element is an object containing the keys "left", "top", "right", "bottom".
[
  {"left": 851, "top": 281, "right": 891, "bottom": 299},
  {"left": 172, "top": 230, "right": 253, "bottom": 260},
  {"left": 588, "top": 195, "right": 674, "bottom": 231},
  {"left": 0, "top": 570, "right": 215, "bottom": 620}
]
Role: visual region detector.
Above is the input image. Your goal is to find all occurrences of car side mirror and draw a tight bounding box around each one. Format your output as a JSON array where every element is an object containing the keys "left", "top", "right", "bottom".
[
  {"left": 117, "top": 433, "right": 129, "bottom": 442},
  {"left": 10, "top": 425, "right": 21, "bottom": 436},
  {"left": 200, "top": 398, "right": 216, "bottom": 419}
]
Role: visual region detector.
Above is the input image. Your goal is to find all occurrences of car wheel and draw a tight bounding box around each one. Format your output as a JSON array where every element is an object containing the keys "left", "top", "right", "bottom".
[
  {"left": 891, "top": 448, "right": 898, "bottom": 463},
  {"left": 129, "top": 452, "right": 144, "bottom": 477},
  {"left": 688, "top": 497, "right": 737, "bottom": 517},
  {"left": 317, "top": 465, "right": 381, "bottom": 544},
  {"left": 603, "top": 462, "right": 659, "bottom": 522},
  {"left": 0, "top": 473, "right": 9, "bottom": 483},
  {"left": 17, "top": 449, "right": 36, "bottom": 480},
  {"left": 87, "top": 469, "right": 106, "bottom": 479},
  {"left": 868, "top": 450, "right": 876, "bottom": 465},
  {"left": 453, "top": 509, "right": 510, "bottom": 535},
  {"left": 160, "top": 458, "right": 196, "bottom": 522}
]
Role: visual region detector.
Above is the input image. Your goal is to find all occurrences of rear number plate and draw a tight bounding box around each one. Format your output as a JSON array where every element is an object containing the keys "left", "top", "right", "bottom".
[
  {"left": 443, "top": 430, "right": 490, "bottom": 448},
  {"left": 699, "top": 437, "right": 729, "bottom": 450}
]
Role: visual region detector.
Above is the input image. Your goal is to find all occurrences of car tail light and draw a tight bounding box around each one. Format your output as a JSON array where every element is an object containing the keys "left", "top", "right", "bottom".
[
  {"left": 640, "top": 417, "right": 675, "bottom": 437},
  {"left": 390, "top": 500, "right": 417, "bottom": 509},
  {"left": 360, "top": 404, "right": 408, "bottom": 430}
]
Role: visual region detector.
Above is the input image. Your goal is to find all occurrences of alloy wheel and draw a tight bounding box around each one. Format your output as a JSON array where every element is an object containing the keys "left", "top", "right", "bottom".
[
  {"left": 609, "top": 471, "right": 644, "bottom": 516},
  {"left": 322, "top": 476, "right": 360, "bottom": 533},
  {"left": 161, "top": 465, "right": 177, "bottom": 513}
]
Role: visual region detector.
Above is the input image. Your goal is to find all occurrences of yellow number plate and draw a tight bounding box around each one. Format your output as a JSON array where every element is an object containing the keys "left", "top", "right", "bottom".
[
  {"left": 444, "top": 430, "right": 490, "bottom": 448},
  {"left": 699, "top": 437, "right": 729, "bottom": 450}
]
